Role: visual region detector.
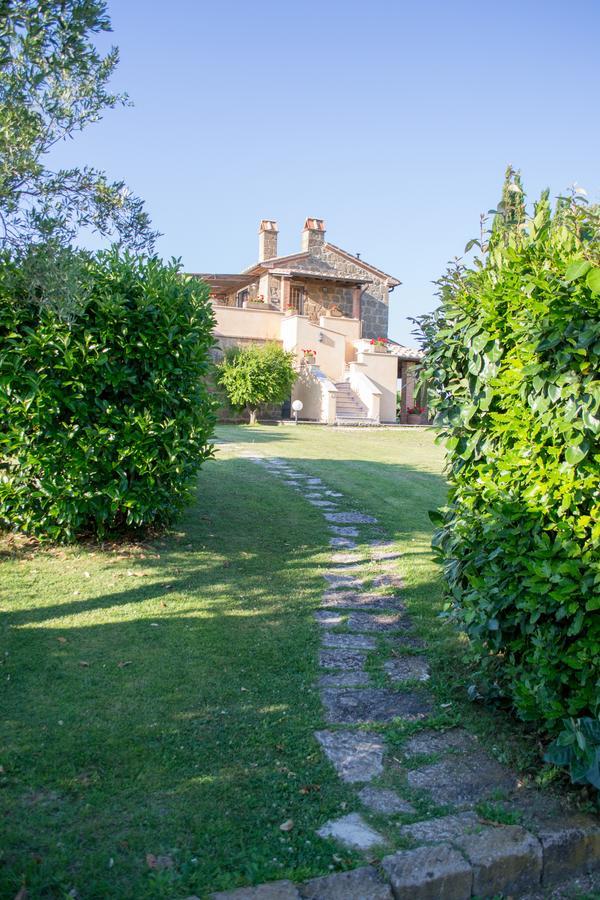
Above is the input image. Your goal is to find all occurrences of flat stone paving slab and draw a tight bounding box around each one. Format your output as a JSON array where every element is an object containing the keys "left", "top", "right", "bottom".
[
  {"left": 314, "top": 610, "right": 345, "bottom": 627},
  {"left": 321, "top": 592, "right": 402, "bottom": 611},
  {"left": 322, "top": 632, "right": 376, "bottom": 650},
  {"left": 325, "top": 512, "right": 378, "bottom": 524},
  {"left": 308, "top": 499, "right": 337, "bottom": 508},
  {"left": 454, "top": 824, "right": 543, "bottom": 896},
  {"left": 319, "top": 649, "right": 368, "bottom": 671},
  {"left": 384, "top": 656, "right": 430, "bottom": 683},
  {"left": 399, "top": 812, "right": 479, "bottom": 844},
  {"left": 328, "top": 526, "right": 359, "bottom": 537},
  {"left": 318, "top": 671, "right": 371, "bottom": 688},
  {"left": 371, "top": 573, "right": 404, "bottom": 589},
  {"left": 358, "top": 786, "right": 416, "bottom": 815},
  {"left": 330, "top": 552, "right": 364, "bottom": 565},
  {"left": 314, "top": 730, "right": 385, "bottom": 782},
  {"left": 298, "top": 866, "right": 392, "bottom": 899},
  {"left": 329, "top": 537, "right": 357, "bottom": 549},
  {"left": 402, "top": 728, "right": 474, "bottom": 757},
  {"left": 317, "top": 812, "right": 386, "bottom": 850},
  {"left": 346, "top": 612, "right": 405, "bottom": 632},
  {"left": 407, "top": 750, "right": 518, "bottom": 807},
  {"left": 382, "top": 843, "right": 473, "bottom": 900},
  {"left": 322, "top": 574, "right": 364, "bottom": 589},
  {"left": 211, "top": 881, "right": 300, "bottom": 899},
  {"left": 321, "top": 687, "right": 432, "bottom": 724}
]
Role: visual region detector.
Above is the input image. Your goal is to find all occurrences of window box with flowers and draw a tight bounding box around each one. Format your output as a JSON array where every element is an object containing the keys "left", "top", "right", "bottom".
[
  {"left": 407, "top": 405, "right": 427, "bottom": 424},
  {"left": 243, "top": 294, "right": 267, "bottom": 309},
  {"left": 369, "top": 337, "right": 389, "bottom": 353},
  {"left": 301, "top": 348, "right": 317, "bottom": 366}
]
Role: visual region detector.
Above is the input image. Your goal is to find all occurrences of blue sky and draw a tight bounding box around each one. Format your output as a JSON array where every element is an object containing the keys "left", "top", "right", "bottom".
[{"left": 49, "top": 0, "right": 600, "bottom": 344}]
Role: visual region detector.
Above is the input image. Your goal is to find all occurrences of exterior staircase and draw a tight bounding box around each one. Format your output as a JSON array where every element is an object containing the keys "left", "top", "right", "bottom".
[{"left": 334, "top": 382, "right": 378, "bottom": 426}]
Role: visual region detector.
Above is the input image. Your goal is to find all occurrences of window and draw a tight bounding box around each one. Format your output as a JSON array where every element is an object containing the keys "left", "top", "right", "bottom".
[
  {"left": 289, "top": 285, "right": 304, "bottom": 314},
  {"left": 236, "top": 289, "right": 249, "bottom": 308}
]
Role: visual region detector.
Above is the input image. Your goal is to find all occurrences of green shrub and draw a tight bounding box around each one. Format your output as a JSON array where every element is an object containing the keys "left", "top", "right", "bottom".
[
  {"left": 419, "top": 189, "right": 600, "bottom": 783},
  {"left": 0, "top": 250, "right": 216, "bottom": 540},
  {"left": 217, "top": 342, "right": 297, "bottom": 425}
]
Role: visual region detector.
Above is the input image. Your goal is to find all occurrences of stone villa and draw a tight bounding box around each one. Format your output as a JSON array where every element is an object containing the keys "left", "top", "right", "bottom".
[{"left": 196, "top": 219, "right": 424, "bottom": 424}]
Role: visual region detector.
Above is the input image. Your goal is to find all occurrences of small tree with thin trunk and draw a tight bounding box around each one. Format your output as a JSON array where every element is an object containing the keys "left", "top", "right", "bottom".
[{"left": 217, "top": 342, "right": 297, "bottom": 425}]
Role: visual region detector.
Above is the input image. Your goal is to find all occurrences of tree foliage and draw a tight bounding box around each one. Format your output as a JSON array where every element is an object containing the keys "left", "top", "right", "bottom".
[
  {"left": 0, "top": 0, "right": 157, "bottom": 252},
  {"left": 0, "top": 251, "right": 216, "bottom": 540},
  {"left": 418, "top": 182, "right": 600, "bottom": 786},
  {"left": 217, "top": 343, "right": 297, "bottom": 424}
]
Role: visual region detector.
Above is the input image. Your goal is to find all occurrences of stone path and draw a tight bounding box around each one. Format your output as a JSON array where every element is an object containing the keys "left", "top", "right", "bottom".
[{"left": 213, "top": 449, "right": 600, "bottom": 900}]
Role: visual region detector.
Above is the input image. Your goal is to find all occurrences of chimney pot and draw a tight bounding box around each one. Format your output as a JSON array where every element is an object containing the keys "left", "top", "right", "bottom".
[{"left": 258, "top": 220, "right": 278, "bottom": 261}]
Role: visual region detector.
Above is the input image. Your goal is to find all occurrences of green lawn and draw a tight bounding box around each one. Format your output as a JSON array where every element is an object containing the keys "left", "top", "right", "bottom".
[{"left": 0, "top": 425, "right": 578, "bottom": 898}]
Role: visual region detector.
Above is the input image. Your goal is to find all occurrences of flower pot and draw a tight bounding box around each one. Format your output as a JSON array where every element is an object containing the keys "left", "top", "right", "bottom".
[{"left": 407, "top": 413, "right": 423, "bottom": 425}]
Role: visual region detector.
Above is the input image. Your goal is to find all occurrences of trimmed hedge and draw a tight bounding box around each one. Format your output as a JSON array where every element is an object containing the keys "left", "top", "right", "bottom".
[
  {"left": 0, "top": 250, "right": 216, "bottom": 540},
  {"left": 419, "top": 193, "right": 600, "bottom": 784}
]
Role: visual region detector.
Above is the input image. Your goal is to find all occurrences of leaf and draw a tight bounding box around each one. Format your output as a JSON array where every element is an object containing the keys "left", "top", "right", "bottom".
[
  {"left": 117, "top": 660, "right": 132, "bottom": 668},
  {"left": 585, "top": 267, "right": 600, "bottom": 293},
  {"left": 565, "top": 445, "right": 587, "bottom": 466},
  {"left": 564, "top": 260, "right": 591, "bottom": 282},
  {"left": 279, "top": 819, "right": 294, "bottom": 832},
  {"left": 79, "top": 660, "right": 90, "bottom": 667}
]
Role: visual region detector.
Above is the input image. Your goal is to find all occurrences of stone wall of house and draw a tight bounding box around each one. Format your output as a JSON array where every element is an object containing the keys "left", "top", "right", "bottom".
[{"left": 284, "top": 246, "right": 391, "bottom": 338}]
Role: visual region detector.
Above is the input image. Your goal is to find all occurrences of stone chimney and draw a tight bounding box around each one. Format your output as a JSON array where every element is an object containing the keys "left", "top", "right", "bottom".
[
  {"left": 258, "top": 220, "right": 278, "bottom": 261},
  {"left": 301, "top": 217, "right": 326, "bottom": 253}
]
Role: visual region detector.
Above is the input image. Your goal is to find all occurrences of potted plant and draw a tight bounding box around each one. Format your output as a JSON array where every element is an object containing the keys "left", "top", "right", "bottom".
[
  {"left": 407, "top": 405, "right": 427, "bottom": 424},
  {"left": 369, "top": 336, "right": 389, "bottom": 352},
  {"left": 302, "top": 348, "right": 317, "bottom": 365}
]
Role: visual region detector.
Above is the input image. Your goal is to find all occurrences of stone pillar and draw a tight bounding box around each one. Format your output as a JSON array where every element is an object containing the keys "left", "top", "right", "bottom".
[
  {"left": 399, "top": 360, "right": 416, "bottom": 424},
  {"left": 282, "top": 276, "right": 291, "bottom": 311},
  {"left": 352, "top": 285, "right": 361, "bottom": 320}
]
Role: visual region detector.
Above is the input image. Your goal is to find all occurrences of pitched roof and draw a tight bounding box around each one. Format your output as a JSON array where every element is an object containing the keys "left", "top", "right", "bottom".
[{"left": 324, "top": 242, "right": 401, "bottom": 287}]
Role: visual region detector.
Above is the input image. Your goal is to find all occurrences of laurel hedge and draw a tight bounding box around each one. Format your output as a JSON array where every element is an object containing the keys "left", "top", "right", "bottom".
[
  {"left": 0, "top": 250, "right": 216, "bottom": 540},
  {"left": 419, "top": 193, "right": 600, "bottom": 786}
]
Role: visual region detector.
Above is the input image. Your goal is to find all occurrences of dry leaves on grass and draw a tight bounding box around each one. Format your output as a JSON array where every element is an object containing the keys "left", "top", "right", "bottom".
[{"left": 279, "top": 819, "right": 294, "bottom": 832}]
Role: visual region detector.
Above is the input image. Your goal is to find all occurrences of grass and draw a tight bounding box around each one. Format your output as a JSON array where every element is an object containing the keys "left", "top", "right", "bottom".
[{"left": 0, "top": 424, "right": 593, "bottom": 899}]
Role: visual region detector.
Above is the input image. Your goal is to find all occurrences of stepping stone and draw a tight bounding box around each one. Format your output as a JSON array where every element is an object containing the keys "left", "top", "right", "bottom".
[
  {"left": 382, "top": 844, "right": 473, "bottom": 899},
  {"left": 322, "top": 632, "right": 376, "bottom": 650},
  {"left": 319, "top": 649, "right": 368, "bottom": 671},
  {"left": 371, "top": 573, "right": 404, "bottom": 590},
  {"left": 328, "top": 525, "right": 359, "bottom": 537},
  {"left": 314, "top": 610, "right": 345, "bottom": 627},
  {"left": 402, "top": 728, "right": 474, "bottom": 757},
  {"left": 358, "top": 787, "right": 416, "bottom": 815},
  {"left": 325, "top": 512, "right": 378, "bottom": 524},
  {"left": 385, "top": 656, "right": 430, "bottom": 683},
  {"left": 399, "top": 812, "right": 479, "bottom": 843},
  {"left": 330, "top": 552, "right": 363, "bottom": 565},
  {"left": 299, "top": 866, "right": 392, "bottom": 899},
  {"left": 346, "top": 612, "right": 405, "bottom": 632},
  {"left": 318, "top": 671, "right": 371, "bottom": 688},
  {"left": 321, "top": 592, "right": 402, "bottom": 612},
  {"left": 321, "top": 688, "right": 432, "bottom": 724},
  {"left": 211, "top": 881, "right": 300, "bottom": 899},
  {"left": 390, "top": 632, "right": 427, "bottom": 650},
  {"left": 305, "top": 492, "right": 324, "bottom": 499},
  {"left": 407, "top": 750, "right": 518, "bottom": 807},
  {"left": 370, "top": 543, "right": 401, "bottom": 561},
  {"left": 317, "top": 812, "right": 386, "bottom": 850},
  {"left": 454, "top": 825, "right": 542, "bottom": 896},
  {"left": 315, "top": 729, "right": 385, "bottom": 782},
  {"left": 308, "top": 499, "right": 337, "bottom": 508},
  {"left": 323, "top": 573, "right": 364, "bottom": 589},
  {"left": 307, "top": 478, "right": 323, "bottom": 485},
  {"left": 329, "top": 537, "right": 357, "bottom": 549}
]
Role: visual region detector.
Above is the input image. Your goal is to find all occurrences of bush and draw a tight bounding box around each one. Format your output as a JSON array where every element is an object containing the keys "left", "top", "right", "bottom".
[
  {"left": 0, "top": 250, "right": 216, "bottom": 540},
  {"left": 419, "top": 190, "right": 600, "bottom": 783},
  {"left": 217, "top": 342, "right": 297, "bottom": 424}
]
